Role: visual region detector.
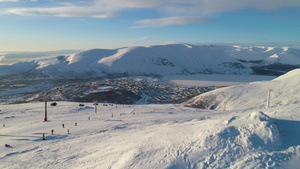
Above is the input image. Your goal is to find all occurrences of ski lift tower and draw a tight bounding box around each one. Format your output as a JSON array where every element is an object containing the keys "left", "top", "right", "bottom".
[
  {"left": 93, "top": 100, "right": 98, "bottom": 113},
  {"left": 44, "top": 100, "right": 48, "bottom": 121},
  {"left": 266, "top": 89, "right": 272, "bottom": 108}
]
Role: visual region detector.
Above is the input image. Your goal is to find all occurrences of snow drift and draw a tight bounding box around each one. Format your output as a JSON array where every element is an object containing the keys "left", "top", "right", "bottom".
[{"left": 196, "top": 111, "right": 281, "bottom": 168}]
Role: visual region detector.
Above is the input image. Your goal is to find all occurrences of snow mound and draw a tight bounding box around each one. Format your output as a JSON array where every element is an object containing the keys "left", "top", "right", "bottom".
[
  {"left": 239, "top": 111, "right": 281, "bottom": 146},
  {"left": 200, "top": 111, "right": 281, "bottom": 168},
  {"left": 223, "top": 111, "right": 281, "bottom": 147},
  {"left": 248, "top": 111, "right": 270, "bottom": 121}
]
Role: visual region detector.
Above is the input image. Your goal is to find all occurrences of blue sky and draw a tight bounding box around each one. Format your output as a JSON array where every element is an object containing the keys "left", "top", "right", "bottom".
[{"left": 0, "top": 0, "right": 300, "bottom": 51}]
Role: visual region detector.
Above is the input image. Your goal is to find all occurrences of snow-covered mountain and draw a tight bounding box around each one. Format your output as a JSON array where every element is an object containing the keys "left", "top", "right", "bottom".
[
  {"left": 229, "top": 46, "right": 300, "bottom": 64},
  {"left": 184, "top": 68, "right": 300, "bottom": 111},
  {"left": 1, "top": 44, "right": 299, "bottom": 77}
]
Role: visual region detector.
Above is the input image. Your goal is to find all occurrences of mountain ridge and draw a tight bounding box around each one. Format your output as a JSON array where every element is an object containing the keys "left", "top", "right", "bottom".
[{"left": 1, "top": 44, "right": 299, "bottom": 77}]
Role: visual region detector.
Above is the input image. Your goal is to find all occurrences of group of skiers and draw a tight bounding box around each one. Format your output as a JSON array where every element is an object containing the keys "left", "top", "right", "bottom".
[
  {"left": 41, "top": 120, "right": 83, "bottom": 140},
  {"left": 42, "top": 123, "right": 72, "bottom": 140},
  {"left": 5, "top": 117, "right": 89, "bottom": 147},
  {"left": 3, "top": 103, "right": 130, "bottom": 148}
]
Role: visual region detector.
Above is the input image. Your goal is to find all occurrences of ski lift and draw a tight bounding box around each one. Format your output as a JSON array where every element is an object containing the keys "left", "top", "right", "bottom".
[
  {"left": 93, "top": 101, "right": 98, "bottom": 106},
  {"left": 50, "top": 102, "right": 57, "bottom": 106}
]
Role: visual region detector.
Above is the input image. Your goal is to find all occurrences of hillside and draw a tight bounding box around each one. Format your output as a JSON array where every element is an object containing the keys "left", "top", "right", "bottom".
[
  {"left": 184, "top": 68, "right": 300, "bottom": 111},
  {"left": 2, "top": 44, "right": 299, "bottom": 78},
  {"left": 1, "top": 69, "right": 300, "bottom": 168}
]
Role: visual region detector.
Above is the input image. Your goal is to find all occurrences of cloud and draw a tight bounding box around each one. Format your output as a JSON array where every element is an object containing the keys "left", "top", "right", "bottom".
[
  {"left": 133, "top": 16, "right": 214, "bottom": 28},
  {"left": 0, "top": 0, "right": 18, "bottom": 2},
  {"left": 4, "top": 0, "right": 300, "bottom": 18},
  {"left": 94, "top": 0, "right": 300, "bottom": 14},
  {"left": 141, "top": 37, "right": 150, "bottom": 40},
  {"left": 3, "top": 0, "right": 300, "bottom": 27},
  {"left": 6, "top": 6, "right": 118, "bottom": 18}
]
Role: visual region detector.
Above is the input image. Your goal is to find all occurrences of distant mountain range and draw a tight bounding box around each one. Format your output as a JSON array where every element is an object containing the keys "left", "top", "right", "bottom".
[{"left": 1, "top": 44, "right": 299, "bottom": 77}]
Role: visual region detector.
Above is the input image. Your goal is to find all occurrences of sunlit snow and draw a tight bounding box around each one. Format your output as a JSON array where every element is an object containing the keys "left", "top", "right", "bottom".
[{"left": 1, "top": 69, "right": 300, "bottom": 168}]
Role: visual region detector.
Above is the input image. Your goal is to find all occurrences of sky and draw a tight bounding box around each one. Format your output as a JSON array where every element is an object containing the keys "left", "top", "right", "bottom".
[{"left": 0, "top": 0, "right": 300, "bottom": 51}]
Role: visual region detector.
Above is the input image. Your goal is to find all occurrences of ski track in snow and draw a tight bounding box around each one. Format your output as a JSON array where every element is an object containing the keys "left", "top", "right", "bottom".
[
  {"left": 1, "top": 101, "right": 300, "bottom": 169},
  {"left": 1, "top": 69, "right": 300, "bottom": 168}
]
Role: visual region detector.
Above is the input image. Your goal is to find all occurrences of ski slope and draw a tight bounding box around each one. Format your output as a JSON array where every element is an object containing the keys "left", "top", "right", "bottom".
[
  {"left": 184, "top": 69, "right": 300, "bottom": 111},
  {"left": 1, "top": 69, "right": 300, "bottom": 168},
  {"left": 1, "top": 102, "right": 300, "bottom": 168}
]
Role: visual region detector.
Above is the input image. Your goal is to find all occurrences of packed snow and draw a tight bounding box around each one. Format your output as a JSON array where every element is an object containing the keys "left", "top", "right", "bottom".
[{"left": 1, "top": 69, "right": 300, "bottom": 168}]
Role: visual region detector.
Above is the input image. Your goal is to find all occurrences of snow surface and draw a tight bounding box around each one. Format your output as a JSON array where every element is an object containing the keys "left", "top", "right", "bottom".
[
  {"left": 184, "top": 69, "right": 300, "bottom": 111},
  {"left": 1, "top": 69, "right": 300, "bottom": 168}
]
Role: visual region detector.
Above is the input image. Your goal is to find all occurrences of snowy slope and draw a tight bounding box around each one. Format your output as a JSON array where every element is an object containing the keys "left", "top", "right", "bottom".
[
  {"left": 184, "top": 68, "right": 300, "bottom": 111},
  {"left": 1, "top": 96, "right": 300, "bottom": 168},
  {"left": 0, "top": 61, "right": 38, "bottom": 77},
  {"left": 34, "top": 49, "right": 118, "bottom": 75}
]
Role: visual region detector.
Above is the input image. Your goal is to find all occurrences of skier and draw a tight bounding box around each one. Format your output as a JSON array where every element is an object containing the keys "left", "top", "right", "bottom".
[
  {"left": 62, "top": 124, "right": 64, "bottom": 128},
  {"left": 75, "top": 122, "right": 77, "bottom": 126},
  {"left": 5, "top": 144, "right": 12, "bottom": 148},
  {"left": 51, "top": 129, "right": 54, "bottom": 135},
  {"left": 67, "top": 129, "right": 69, "bottom": 134},
  {"left": 42, "top": 133, "right": 45, "bottom": 140},
  {"left": 88, "top": 117, "right": 90, "bottom": 120}
]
